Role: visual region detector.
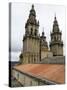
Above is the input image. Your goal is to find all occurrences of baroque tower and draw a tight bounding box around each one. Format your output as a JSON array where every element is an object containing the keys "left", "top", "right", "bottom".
[
  {"left": 20, "top": 5, "right": 40, "bottom": 63},
  {"left": 50, "top": 15, "right": 63, "bottom": 56},
  {"left": 40, "top": 31, "right": 48, "bottom": 59}
]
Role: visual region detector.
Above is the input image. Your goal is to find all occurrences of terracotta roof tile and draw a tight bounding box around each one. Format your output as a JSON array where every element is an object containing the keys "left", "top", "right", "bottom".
[{"left": 13, "top": 64, "right": 65, "bottom": 84}]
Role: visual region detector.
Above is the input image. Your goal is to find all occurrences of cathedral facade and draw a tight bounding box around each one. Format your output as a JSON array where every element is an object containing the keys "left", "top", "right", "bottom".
[
  {"left": 19, "top": 5, "right": 63, "bottom": 64},
  {"left": 11, "top": 4, "right": 65, "bottom": 87}
]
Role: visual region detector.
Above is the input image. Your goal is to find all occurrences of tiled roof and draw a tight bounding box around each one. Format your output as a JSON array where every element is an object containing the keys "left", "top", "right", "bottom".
[{"left": 13, "top": 64, "right": 65, "bottom": 84}]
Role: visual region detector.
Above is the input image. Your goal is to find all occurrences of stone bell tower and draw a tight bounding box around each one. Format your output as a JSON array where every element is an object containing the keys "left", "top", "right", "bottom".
[
  {"left": 40, "top": 30, "right": 48, "bottom": 59},
  {"left": 50, "top": 15, "right": 63, "bottom": 56},
  {"left": 20, "top": 5, "right": 40, "bottom": 63}
]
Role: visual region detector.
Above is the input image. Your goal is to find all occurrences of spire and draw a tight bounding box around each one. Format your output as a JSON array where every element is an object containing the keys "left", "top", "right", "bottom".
[
  {"left": 41, "top": 27, "right": 48, "bottom": 48},
  {"left": 29, "top": 4, "right": 36, "bottom": 17},
  {"left": 54, "top": 14, "right": 58, "bottom": 25},
  {"left": 25, "top": 5, "right": 39, "bottom": 28},
  {"left": 32, "top": 4, "right": 34, "bottom": 9},
  {"left": 41, "top": 27, "right": 46, "bottom": 39},
  {"left": 53, "top": 14, "right": 59, "bottom": 32},
  {"left": 42, "top": 27, "right": 45, "bottom": 36},
  {"left": 54, "top": 13, "right": 56, "bottom": 20}
]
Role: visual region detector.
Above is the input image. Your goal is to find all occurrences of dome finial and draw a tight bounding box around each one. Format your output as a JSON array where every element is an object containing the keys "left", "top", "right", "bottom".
[
  {"left": 53, "top": 13, "right": 58, "bottom": 24},
  {"left": 54, "top": 13, "right": 56, "bottom": 20},
  {"left": 42, "top": 27, "right": 45, "bottom": 36},
  {"left": 32, "top": 4, "right": 34, "bottom": 9}
]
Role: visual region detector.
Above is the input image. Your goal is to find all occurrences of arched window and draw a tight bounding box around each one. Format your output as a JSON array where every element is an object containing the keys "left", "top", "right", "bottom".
[
  {"left": 31, "top": 28, "right": 33, "bottom": 35},
  {"left": 34, "top": 57, "right": 36, "bottom": 63},
  {"left": 35, "top": 29, "right": 37, "bottom": 36},
  {"left": 54, "top": 36, "right": 56, "bottom": 41}
]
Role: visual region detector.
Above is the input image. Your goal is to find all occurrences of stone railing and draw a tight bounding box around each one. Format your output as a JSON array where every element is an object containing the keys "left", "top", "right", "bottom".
[{"left": 40, "top": 56, "right": 65, "bottom": 64}]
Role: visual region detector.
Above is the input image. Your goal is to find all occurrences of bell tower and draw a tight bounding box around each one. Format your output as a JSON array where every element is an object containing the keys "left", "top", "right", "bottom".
[
  {"left": 40, "top": 30, "right": 48, "bottom": 59},
  {"left": 20, "top": 5, "right": 40, "bottom": 63},
  {"left": 25, "top": 5, "right": 39, "bottom": 36},
  {"left": 50, "top": 15, "right": 63, "bottom": 56}
]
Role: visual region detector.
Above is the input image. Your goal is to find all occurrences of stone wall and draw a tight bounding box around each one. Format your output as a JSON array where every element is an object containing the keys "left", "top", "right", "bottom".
[
  {"left": 40, "top": 56, "right": 65, "bottom": 64},
  {"left": 22, "top": 37, "right": 40, "bottom": 63},
  {"left": 12, "top": 69, "right": 56, "bottom": 86},
  {"left": 41, "top": 51, "right": 53, "bottom": 60}
]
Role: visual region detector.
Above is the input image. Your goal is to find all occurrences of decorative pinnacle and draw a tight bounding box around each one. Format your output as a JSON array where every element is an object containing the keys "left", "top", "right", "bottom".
[
  {"left": 54, "top": 13, "right": 58, "bottom": 24},
  {"left": 42, "top": 27, "right": 45, "bottom": 36},
  {"left": 32, "top": 4, "right": 34, "bottom": 9},
  {"left": 54, "top": 13, "right": 56, "bottom": 20}
]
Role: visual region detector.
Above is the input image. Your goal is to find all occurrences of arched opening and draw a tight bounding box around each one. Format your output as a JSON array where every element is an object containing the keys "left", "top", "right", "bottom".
[{"left": 31, "top": 28, "right": 33, "bottom": 35}]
